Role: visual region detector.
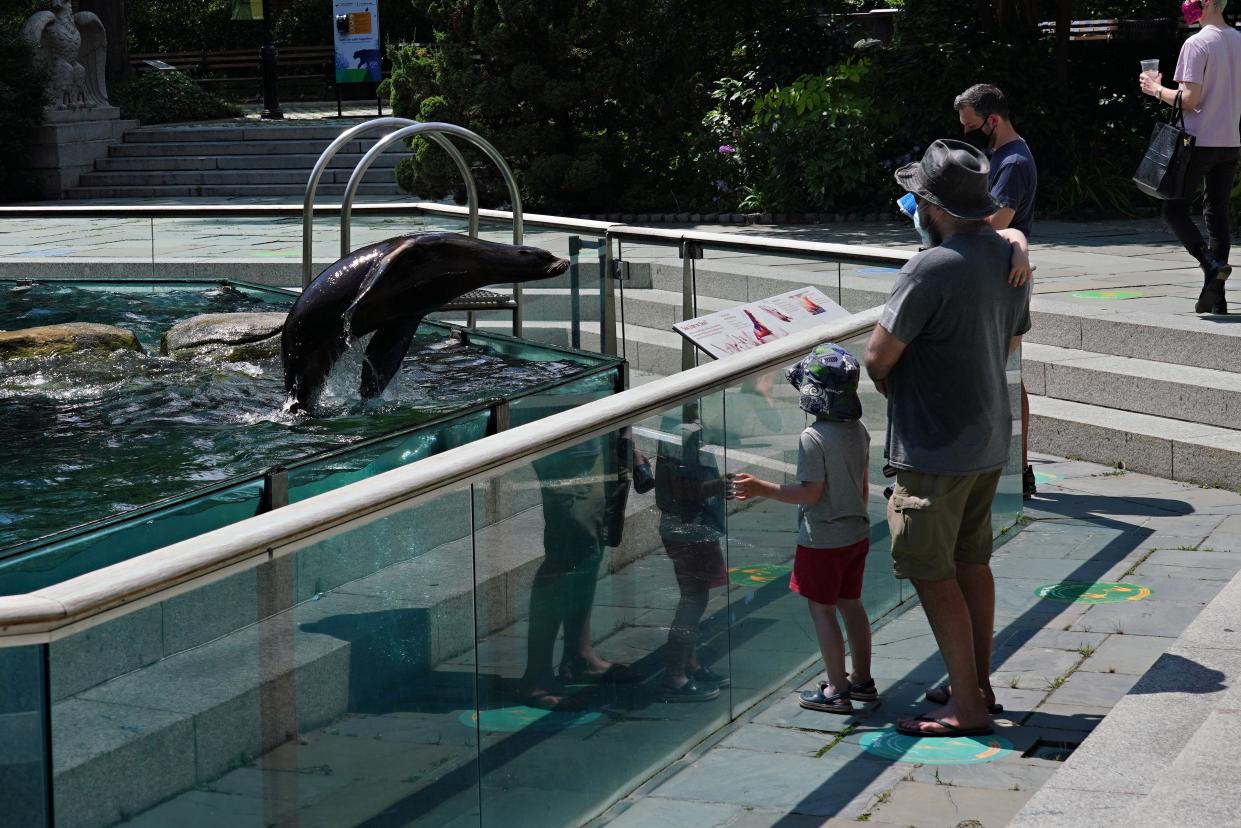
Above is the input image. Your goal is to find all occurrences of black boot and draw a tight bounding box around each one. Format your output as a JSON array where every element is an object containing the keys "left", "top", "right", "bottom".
[{"left": 1195, "top": 251, "right": 1231, "bottom": 314}]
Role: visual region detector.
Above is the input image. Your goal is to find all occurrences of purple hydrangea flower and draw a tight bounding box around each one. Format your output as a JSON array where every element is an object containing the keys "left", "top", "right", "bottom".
[{"left": 718, "top": 145, "right": 736, "bottom": 154}]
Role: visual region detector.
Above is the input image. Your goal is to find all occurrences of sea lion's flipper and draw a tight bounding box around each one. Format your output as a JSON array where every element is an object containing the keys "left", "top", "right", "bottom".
[{"left": 359, "top": 320, "right": 420, "bottom": 399}]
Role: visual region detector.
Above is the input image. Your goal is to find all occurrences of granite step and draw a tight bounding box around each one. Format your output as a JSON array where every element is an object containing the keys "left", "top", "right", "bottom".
[
  {"left": 63, "top": 183, "right": 402, "bottom": 199},
  {"left": 1029, "top": 395, "right": 1241, "bottom": 490},
  {"left": 1009, "top": 561, "right": 1241, "bottom": 828},
  {"left": 108, "top": 139, "right": 382, "bottom": 157},
  {"left": 1024, "top": 343, "right": 1241, "bottom": 431},
  {"left": 75, "top": 167, "right": 397, "bottom": 188},
  {"left": 94, "top": 153, "right": 402, "bottom": 172}
]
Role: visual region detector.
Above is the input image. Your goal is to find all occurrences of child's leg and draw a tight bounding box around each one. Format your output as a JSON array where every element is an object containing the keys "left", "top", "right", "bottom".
[
  {"left": 806, "top": 598, "right": 849, "bottom": 694},
  {"left": 837, "top": 597, "right": 872, "bottom": 685},
  {"left": 666, "top": 588, "right": 709, "bottom": 685}
]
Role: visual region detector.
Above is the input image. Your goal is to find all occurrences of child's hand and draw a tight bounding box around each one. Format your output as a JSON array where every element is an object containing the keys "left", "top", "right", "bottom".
[{"left": 731, "top": 473, "right": 760, "bottom": 500}]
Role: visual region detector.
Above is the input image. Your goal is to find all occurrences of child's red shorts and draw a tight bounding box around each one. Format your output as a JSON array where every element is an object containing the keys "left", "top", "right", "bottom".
[{"left": 789, "top": 536, "right": 870, "bottom": 605}]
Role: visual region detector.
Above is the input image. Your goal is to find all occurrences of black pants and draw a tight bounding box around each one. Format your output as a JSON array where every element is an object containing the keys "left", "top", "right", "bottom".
[{"left": 1163, "top": 145, "right": 1240, "bottom": 266}]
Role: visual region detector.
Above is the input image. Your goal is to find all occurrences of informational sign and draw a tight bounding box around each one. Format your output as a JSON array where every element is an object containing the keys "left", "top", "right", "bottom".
[
  {"left": 673, "top": 287, "right": 850, "bottom": 360},
  {"left": 332, "top": 0, "right": 382, "bottom": 83}
]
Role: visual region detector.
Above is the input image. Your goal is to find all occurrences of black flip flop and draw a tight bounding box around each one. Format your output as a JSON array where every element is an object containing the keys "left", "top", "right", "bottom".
[{"left": 897, "top": 716, "right": 994, "bottom": 739}]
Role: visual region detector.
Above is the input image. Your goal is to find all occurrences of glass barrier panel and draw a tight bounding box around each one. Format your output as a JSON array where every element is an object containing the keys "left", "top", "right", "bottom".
[
  {"left": 471, "top": 393, "right": 729, "bottom": 828},
  {"left": 0, "top": 644, "right": 51, "bottom": 828},
  {"left": 719, "top": 329, "right": 904, "bottom": 716},
  {"left": 48, "top": 483, "right": 479, "bottom": 827},
  {"left": 0, "top": 479, "right": 265, "bottom": 597}
]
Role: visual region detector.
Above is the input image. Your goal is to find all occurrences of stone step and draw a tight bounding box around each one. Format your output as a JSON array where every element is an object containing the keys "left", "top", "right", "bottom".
[
  {"left": 1024, "top": 343, "right": 1241, "bottom": 431},
  {"left": 1028, "top": 395, "right": 1241, "bottom": 490},
  {"left": 1028, "top": 296, "right": 1241, "bottom": 375},
  {"left": 94, "top": 153, "right": 403, "bottom": 172},
  {"left": 123, "top": 124, "right": 387, "bottom": 143},
  {"left": 109, "top": 139, "right": 387, "bottom": 157},
  {"left": 63, "top": 183, "right": 401, "bottom": 199},
  {"left": 1010, "top": 561, "right": 1241, "bottom": 828},
  {"left": 75, "top": 167, "right": 398, "bottom": 187}
]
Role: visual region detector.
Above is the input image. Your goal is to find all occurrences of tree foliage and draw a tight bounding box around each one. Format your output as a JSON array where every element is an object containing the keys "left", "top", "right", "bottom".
[
  {"left": 0, "top": 31, "right": 47, "bottom": 202},
  {"left": 386, "top": 0, "right": 839, "bottom": 212}
]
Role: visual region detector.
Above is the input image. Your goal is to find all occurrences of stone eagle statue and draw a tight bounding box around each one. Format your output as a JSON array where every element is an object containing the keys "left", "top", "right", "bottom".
[{"left": 21, "top": 0, "right": 110, "bottom": 110}]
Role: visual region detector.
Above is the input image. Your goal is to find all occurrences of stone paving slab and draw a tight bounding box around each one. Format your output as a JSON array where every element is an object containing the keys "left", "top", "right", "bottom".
[{"left": 599, "top": 454, "right": 1241, "bottom": 827}]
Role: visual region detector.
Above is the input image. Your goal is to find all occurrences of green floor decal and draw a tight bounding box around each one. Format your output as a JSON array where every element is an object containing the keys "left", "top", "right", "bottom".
[
  {"left": 728, "top": 564, "right": 792, "bottom": 586},
  {"left": 462, "top": 706, "right": 601, "bottom": 733},
  {"left": 859, "top": 730, "right": 1014, "bottom": 764},
  {"left": 1069, "top": 289, "right": 1143, "bottom": 300},
  {"left": 1035, "top": 581, "right": 1152, "bottom": 603},
  {"left": 1034, "top": 470, "right": 1060, "bottom": 485}
]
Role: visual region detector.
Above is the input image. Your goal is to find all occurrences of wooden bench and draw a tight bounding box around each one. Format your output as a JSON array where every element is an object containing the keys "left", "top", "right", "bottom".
[
  {"left": 130, "top": 44, "right": 336, "bottom": 88},
  {"left": 1037, "top": 18, "right": 1120, "bottom": 41}
]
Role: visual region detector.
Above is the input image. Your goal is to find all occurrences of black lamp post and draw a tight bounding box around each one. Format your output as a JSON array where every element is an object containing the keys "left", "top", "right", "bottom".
[{"left": 259, "top": 0, "right": 283, "bottom": 119}]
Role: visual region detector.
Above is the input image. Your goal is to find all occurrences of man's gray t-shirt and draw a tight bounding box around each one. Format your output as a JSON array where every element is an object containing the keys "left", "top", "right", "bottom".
[
  {"left": 795, "top": 418, "right": 870, "bottom": 548},
  {"left": 879, "top": 228, "right": 1031, "bottom": 475}
]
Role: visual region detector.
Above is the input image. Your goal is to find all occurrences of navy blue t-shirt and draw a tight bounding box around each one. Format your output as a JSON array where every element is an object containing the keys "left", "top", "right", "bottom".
[{"left": 989, "top": 139, "right": 1037, "bottom": 238}]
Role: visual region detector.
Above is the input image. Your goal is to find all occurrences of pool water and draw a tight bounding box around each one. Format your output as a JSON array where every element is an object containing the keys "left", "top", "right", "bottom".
[{"left": 0, "top": 282, "right": 602, "bottom": 551}]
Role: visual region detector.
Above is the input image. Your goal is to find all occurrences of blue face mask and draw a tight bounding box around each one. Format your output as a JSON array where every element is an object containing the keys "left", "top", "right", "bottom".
[{"left": 913, "top": 201, "right": 934, "bottom": 248}]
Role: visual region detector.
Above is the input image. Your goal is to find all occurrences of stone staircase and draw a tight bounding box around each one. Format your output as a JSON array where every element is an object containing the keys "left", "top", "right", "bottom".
[
  {"left": 64, "top": 123, "right": 408, "bottom": 199},
  {"left": 508, "top": 256, "right": 1241, "bottom": 490}
]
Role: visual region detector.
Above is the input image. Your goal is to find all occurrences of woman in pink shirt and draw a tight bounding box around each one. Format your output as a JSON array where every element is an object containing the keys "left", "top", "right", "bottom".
[{"left": 1140, "top": 0, "right": 1241, "bottom": 314}]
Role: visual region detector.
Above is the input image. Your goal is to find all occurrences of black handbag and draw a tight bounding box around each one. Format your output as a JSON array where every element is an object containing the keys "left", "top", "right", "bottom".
[{"left": 1134, "top": 90, "right": 1196, "bottom": 200}]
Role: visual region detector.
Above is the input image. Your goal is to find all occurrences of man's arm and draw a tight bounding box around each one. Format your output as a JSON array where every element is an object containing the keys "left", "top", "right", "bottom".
[
  {"left": 996, "top": 227, "right": 1033, "bottom": 287},
  {"left": 864, "top": 322, "right": 907, "bottom": 397},
  {"left": 986, "top": 207, "right": 1016, "bottom": 231},
  {"left": 1010, "top": 334, "right": 1023, "bottom": 354}
]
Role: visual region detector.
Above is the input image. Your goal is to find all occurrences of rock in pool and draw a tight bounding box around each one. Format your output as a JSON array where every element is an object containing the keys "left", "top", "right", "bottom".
[
  {"left": 0, "top": 322, "right": 143, "bottom": 360},
  {"left": 161, "top": 312, "right": 288, "bottom": 361}
]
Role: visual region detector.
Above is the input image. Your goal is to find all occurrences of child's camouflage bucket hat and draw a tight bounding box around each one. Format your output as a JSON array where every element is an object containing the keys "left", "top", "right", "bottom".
[{"left": 786, "top": 343, "right": 862, "bottom": 420}]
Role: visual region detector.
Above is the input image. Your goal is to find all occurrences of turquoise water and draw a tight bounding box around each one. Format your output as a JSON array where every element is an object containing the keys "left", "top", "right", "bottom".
[{"left": 0, "top": 282, "right": 597, "bottom": 551}]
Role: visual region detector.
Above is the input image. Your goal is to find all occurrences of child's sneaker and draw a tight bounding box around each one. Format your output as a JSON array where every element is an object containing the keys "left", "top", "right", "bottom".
[
  {"left": 848, "top": 678, "right": 879, "bottom": 702},
  {"left": 656, "top": 679, "right": 720, "bottom": 703},
  {"left": 799, "top": 682, "right": 853, "bottom": 714}
]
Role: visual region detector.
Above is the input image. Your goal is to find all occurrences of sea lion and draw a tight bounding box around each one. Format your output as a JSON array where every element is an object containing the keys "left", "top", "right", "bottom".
[{"left": 282, "top": 232, "right": 568, "bottom": 412}]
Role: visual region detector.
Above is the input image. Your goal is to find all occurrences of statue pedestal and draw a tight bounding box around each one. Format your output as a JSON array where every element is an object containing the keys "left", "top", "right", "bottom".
[{"left": 28, "top": 107, "right": 138, "bottom": 198}]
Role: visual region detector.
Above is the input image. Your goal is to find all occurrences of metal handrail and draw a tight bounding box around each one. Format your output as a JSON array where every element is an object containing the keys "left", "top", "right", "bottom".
[
  {"left": 301, "top": 118, "right": 481, "bottom": 287},
  {"left": 0, "top": 306, "right": 881, "bottom": 644},
  {"left": 339, "top": 122, "right": 527, "bottom": 335},
  {"left": 0, "top": 202, "right": 913, "bottom": 266}
]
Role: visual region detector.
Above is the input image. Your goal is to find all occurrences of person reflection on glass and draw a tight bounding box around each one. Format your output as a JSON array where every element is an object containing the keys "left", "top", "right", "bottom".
[
  {"left": 653, "top": 411, "right": 731, "bottom": 702},
  {"left": 518, "top": 433, "right": 642, "bottom": 710}
]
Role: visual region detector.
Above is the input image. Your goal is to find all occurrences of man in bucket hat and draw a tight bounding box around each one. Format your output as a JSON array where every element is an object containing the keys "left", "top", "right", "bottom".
[{"left": 864, "top": 139, "right": 1031, "bottom": 738}]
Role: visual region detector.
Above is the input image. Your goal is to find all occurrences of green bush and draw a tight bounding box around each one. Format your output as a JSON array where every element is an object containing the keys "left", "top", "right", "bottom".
[
  {"left": 0, "top": 32, "right": 47, "bottom": 202},
  {"left": 113, "top": 70, "right": 242, "bottom": 124}
]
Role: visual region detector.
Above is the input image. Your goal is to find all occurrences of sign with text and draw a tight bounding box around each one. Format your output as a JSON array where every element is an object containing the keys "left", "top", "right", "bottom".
[
  {"left": 673, "top": 287, "right": 850, "bottom": 360},
  {"left": 332, "top": 0, "right": 382, "bottom": 83}
]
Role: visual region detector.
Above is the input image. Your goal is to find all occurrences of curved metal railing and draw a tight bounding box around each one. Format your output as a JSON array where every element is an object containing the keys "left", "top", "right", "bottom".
[{"left": 301, "top": 118, "right": 480, "bottom": 287}]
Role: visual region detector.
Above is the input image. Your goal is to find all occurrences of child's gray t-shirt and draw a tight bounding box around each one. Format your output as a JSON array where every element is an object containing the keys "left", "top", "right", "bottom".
[{"left": 795, "top": 418, "right": 871, "bottom": 549}]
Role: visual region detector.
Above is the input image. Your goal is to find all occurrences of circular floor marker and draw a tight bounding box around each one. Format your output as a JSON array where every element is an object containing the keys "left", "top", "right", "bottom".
[
  {"left": 461, "top": 706, "right": 601, "bottom": 733},
  {"left": 859, "top": 729, "right": 1014, "bottom": 764},
  {"left": 1069, "top": 290, "right": 1143, "bottom": 300},
  {"left": 857, "top": 266, "right": 902, "bottom": 275},
  {"left": 728, "top": 563, "right": 792, "bottom": 586},
  {"left": 1035, "top": 581, "right": 1152, "bottom": 603}
]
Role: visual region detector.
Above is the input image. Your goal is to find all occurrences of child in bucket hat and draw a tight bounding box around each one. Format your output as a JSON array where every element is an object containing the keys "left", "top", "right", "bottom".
[{"left": 731, "top": 343, "right": 875, "bottom": 715}]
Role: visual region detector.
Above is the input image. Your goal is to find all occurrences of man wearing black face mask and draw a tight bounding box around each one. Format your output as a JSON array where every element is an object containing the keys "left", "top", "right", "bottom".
[
  {"left": 955, "top": 83, "right": 1038, "bottom": 499},
  {"left": 954, "top": 84, "right": 1037, "bottom": 239}
]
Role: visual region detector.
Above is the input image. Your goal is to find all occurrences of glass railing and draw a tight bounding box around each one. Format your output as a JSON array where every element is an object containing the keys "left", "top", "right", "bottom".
[{"left": 1, "top": 309, "right": 1024, "bottom": 828}]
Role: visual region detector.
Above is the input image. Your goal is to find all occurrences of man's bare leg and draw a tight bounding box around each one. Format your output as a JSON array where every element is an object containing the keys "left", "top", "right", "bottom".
[
  {"left": 956, "top": 561, "right": 997, "bottom": 709},
  {"left": 900, "top": 577, "right": 990, "bottom": 733}
]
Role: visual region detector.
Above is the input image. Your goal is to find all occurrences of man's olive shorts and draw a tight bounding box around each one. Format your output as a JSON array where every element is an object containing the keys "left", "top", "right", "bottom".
[{"left": 887, "top": 468, "right": 1003, "bottom": 581}]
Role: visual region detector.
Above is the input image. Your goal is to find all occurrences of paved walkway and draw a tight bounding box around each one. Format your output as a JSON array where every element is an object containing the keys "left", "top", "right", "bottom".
[{"left": 594, "top": 453, "right": 1241, "bottom": 827}]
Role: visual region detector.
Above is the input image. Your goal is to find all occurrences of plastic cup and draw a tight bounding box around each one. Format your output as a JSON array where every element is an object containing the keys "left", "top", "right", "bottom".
[{"left": 1141, "top": 58, "right": 1159, "bottom": 77}]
